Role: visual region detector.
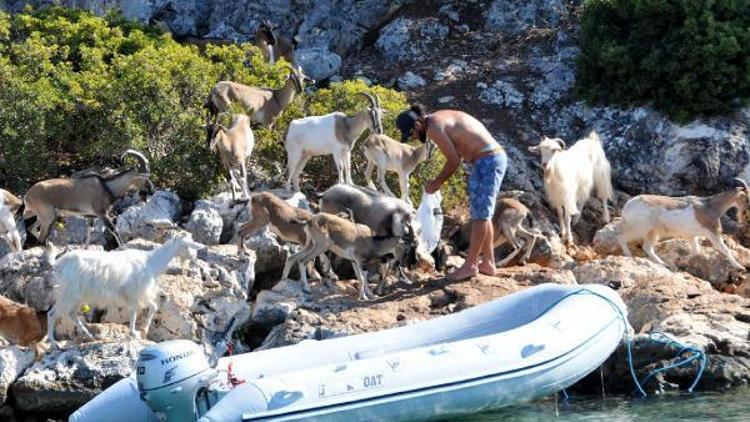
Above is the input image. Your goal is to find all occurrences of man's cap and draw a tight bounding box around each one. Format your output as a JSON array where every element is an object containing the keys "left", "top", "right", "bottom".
[{"left": 396, "top": 109, "right": 420, "bottom": 142}]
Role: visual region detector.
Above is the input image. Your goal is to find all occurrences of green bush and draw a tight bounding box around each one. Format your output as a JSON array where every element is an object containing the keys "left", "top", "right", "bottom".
[
  {"left": 0, "top": 7, "right": 466, "bottom": 208},
  {"left": 576, "top": 0, "right": 750, "bottom": 121}
]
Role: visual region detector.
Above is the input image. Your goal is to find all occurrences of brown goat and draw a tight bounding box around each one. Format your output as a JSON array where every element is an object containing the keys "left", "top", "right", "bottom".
[
  {"left": 0, "top": 295, "right": 48, "bottom": 358},
  {"left": 457, "top": 198, "right": 541, "bottom": 267},
  {"left": 238, "top": 192, "right": 336, "bottom": 286}
]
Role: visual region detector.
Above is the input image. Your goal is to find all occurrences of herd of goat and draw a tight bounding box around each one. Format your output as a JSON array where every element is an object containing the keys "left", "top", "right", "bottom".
[{"left": 1, "top": 27, "right": 749, "bottom": 350}]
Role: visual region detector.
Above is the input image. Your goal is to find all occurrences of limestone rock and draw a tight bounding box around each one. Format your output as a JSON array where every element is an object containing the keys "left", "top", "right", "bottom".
[
  {"left": 12, "top": 340, "right": 150, "bottom": 414},
  {"left": 293, "top": 48, "right": 342, "bottom": 81},
  {"left": 185, "top": 199, "right": 224, "bottom": 245},
  {"left": 0, "top": 346, "right": 34, "bottom": 404},
  {"left": 115, "top": 191, "right": 182, "bottom": 243}
]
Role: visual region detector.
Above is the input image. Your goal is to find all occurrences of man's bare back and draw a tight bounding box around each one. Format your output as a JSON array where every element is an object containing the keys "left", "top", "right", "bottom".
[{"left": 425, "top": 110, "right": 499, "bottom": 163}]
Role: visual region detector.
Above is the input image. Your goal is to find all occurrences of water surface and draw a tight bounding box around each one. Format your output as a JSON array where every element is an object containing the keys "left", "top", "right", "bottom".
[{"left": 452, "top": 388, "right": 748, "bottom": 421}]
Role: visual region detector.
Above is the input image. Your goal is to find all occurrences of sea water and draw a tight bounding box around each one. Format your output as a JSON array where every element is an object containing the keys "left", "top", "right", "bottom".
[{"left": 450, "top": 388, "right": 749, "bottom": 421}]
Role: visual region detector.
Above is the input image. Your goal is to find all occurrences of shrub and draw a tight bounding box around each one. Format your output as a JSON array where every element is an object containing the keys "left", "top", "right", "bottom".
[
  {"left": 0, "top": 6, "right": 466, "bottom": 208},
  {"left": 576, "top": 0, "right": 750, "bottom": 121}
]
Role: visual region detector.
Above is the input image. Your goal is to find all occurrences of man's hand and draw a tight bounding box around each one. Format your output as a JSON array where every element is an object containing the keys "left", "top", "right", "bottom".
[{"left": 425, "top": 179, "right": 441, "bottom": 194}]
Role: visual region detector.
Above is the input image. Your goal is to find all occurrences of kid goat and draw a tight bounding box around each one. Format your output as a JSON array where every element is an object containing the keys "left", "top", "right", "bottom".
[
  {"left": 282, "top": 212, "right": 412, "bottom": 301},
  {"left": 284, "top": 93, "right": 384, "bottom": 191},
  {"left": 254, "top": 20, "right": 296, "bottom": 64},
  {"left": 615, "top": 178, "right": 750, "bottom": 270},
  {"left": 47, "top": 231, "right": 204, "bottom": 349},
  {"left": 237, "top": 192, "right": 336, "bottom": 288},
  {"left": 209, "top": 113, "right": 255, "bottom": 202},
  {"left": 361, "top": 134, "right": 434, "bottom": 205},
  {"left": 528, "top": 130, "right": 613, "bottom": 246}
]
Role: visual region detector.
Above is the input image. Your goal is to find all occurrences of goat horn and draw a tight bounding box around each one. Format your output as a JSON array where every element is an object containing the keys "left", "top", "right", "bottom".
[
  {"left": 555, "top": 139, "right": 566, "bottom": 149},
  {"left": 355, "top": 92, "right": 377, "bottom": 109},
  {"left": 734, "top": 177, "right": 749, "bottom": 190},
  {"left": 121, "top": 149, "right": 150, "bottom": 174}
]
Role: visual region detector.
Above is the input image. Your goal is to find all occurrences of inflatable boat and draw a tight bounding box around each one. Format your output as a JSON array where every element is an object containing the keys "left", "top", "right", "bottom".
[{"left": 70, "top": 283, "right": 629, "bottom": 422}]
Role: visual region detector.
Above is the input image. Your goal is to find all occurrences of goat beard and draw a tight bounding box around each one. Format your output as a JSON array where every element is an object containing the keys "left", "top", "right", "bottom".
[{"left": 418, "top": 128, "right": 427, "bottom": 143}]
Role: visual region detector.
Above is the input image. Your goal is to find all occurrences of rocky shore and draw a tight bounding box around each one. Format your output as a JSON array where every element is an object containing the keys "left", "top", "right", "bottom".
[
  {"left": 1, "top": 0, "right": 750, "bottom": 420},
  {"left": 0, "top": 187, "right": 749, "bottom": 419}
]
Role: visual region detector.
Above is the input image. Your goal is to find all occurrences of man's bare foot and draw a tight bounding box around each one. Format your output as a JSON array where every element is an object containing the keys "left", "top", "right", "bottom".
[
  {"left": 448, "top": 263, "right": 478, "bottom": 281},
  {"left": 478, "top": 262, "right": 496, "bottom": 276}
]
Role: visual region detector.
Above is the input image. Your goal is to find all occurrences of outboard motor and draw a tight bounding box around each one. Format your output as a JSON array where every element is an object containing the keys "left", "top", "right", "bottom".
[{"left": 137, "top": 340, "right": 221, "bottom": 421}]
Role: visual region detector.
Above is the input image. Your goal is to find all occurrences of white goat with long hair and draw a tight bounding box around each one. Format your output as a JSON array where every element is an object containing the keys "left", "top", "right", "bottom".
[
  {"left": 528, "top": 130, "right": 613, "bottom": 245},
  {"left": 0, "top": 189, "right": 23, "bottom": 252},
  {"left": 47, "top": 231, "right": 204, "bottom": 348}
]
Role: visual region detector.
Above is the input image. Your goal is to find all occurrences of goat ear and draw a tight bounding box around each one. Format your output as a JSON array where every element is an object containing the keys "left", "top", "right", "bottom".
[{"left": 528, "top": 145, "right": 540, "bottom": 154}]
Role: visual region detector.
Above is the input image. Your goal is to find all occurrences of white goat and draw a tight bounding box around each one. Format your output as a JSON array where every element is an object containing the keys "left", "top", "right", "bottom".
[
  {"left": 284, "top": 93, "right": 383, "bottom": 191},
  {"left": 528, "top": 130, "right": 613, "bottom": 245},
  {"left": 615, "top": 179, "right": 749, "bottom": 270},
  {"left": 0, "top": 189, "right": 23, "bottom": 252},
  {"left": 361, "top": 134, "right": 434, "bottom": 205},
  {"left": 47, "top": 232, "right": 204, "bottom": 348},
  {"left": 209, "top": 114, "right": 255, "bottom": 202}
]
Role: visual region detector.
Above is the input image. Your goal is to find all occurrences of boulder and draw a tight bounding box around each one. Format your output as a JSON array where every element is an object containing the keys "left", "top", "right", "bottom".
[
  {"left": 115, "top": 191, "right": 182, "bottom": 243},
  {"left": 48, "top": 217, "right": 108, "bottom": 247},
  {"left": 397, "top": 71, "right": 426, "bottom": 91},
  {"left": 293, "top": 48, "right": 342, "bottom": 81},
  {"left": 0, "top": 346, "right": 34, "bottom": 405},
  {"left": 11, "top": 340, "right": 151, "bottom": 414},
  {"left": 573, "top": 256, "right": 750, "bottom": 392},
  {"left": 185, "top": 199, "right": 224, "bottom": 245},
  {"left": 0, "top": 247, "right": 59, "bottom": 311}
]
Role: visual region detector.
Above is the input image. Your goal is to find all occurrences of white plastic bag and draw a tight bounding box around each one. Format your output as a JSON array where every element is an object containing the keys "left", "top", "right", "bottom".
[{"left": 416, "top": 191, "right": 443, "bottom": 253}]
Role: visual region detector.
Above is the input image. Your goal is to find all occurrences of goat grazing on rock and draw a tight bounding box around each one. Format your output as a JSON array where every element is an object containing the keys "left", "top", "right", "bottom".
[
  {"left": 47, "top": 231, "right": 204, "bottom": 349},
  {"left": 615, "top": 178, "right": 750, "bottom": 270},
  {"left": 528, "top": 130, "right": 613, "bottom": 246},
  {"left": 0, "top": 189, "right": 23, "bottom": 252},
  {"left": 284, "top": 93, "right": 384, "bottom": 191},
  {"left": 23, "top": 150, "right": 153, "bottom": 247},
  {"left": 361, "top": 134, "right": 434, "bottom": 205},
  {"left": 254, "top": 20, "right": 296, "bottom": 65},
  {"left": 205, "top": 65, "right": 311, "bottom": 136},
  {"left": 237, "top": 192, "right": 336, "bottom": 288},
  {"left": 455, "top": 198, "right": 543, "bottom": 267},
  {"left": 209, "top": 114, "right": 255, "bottom": 202},
  {"left": 282, "top": 212, "right": 412, "bottom": 300}
]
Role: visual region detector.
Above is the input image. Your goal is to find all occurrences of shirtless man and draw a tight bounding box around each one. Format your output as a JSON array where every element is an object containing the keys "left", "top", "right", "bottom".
[{"left": 396, "top": 105, "right": 507, "bottom": 281}]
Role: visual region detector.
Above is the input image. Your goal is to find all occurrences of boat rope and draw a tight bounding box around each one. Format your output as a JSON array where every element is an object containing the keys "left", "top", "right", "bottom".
[{"left": 541, "top": 288, "right": 706, "bottom": 398}]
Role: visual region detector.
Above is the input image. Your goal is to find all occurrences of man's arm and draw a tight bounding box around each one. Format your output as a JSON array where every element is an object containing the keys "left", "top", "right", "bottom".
[{"left": 425, "top": 128, "right": 461, "bottom": 194}]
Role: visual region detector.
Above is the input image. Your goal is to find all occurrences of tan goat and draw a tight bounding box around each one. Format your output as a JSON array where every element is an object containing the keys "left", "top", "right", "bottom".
[
  {"left": 205, "top": 65, "right": 310, "bottom": 136},
  {"left": 23, "top": 150, "right": 153, "bottom": 246},
  {"left": 237, "top": 192, "right": 336, "bottom": 287},
  {"left": 209, "top": 114, "right": 255, "bottom": 202},
  {"left": 616, "top": 178, "right": 750, "bottom": 269},
  {"left": 361, "top": 134, "right": 434, "bottom": 205},
  {"left": 282, "top": 212, "right": 409, "bottom": 300},
  {"left": 457, "top": 198, "right": 541, "bottom": 267},
  {"left": 0, "top": 294, "right": 48, "bottom": 358}
]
